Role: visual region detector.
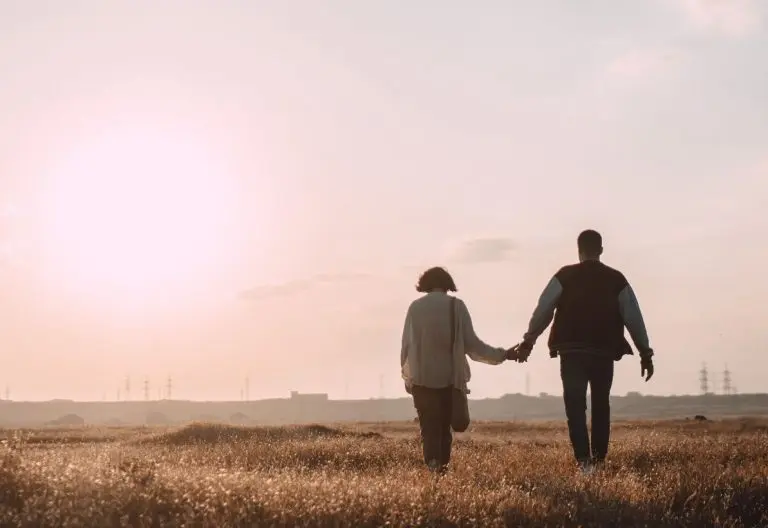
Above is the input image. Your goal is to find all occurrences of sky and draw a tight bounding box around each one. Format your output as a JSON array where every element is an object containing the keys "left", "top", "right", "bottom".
[{"left": 1, "top": 0, "right": 766, "bottom": 401}]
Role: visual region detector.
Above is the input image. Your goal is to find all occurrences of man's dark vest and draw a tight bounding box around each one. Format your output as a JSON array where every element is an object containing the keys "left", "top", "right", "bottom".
[{"left": 548, "top": 260, "right": 630, "bottom": 358}]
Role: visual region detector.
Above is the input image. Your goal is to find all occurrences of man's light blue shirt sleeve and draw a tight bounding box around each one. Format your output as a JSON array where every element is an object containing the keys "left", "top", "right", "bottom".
[
  {"left": 618, "top": 284, "right": 653, "bottom": 359},
  {"left": 523, "top": 276, "right": 563, "bottom": 343}
]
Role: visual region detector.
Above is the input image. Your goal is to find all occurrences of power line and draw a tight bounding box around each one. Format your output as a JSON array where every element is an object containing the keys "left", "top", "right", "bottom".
[
  {"left": 344, "top": 373, "right": 349, "bottom": 399},
  {"left": 722, "top": 365, "right": 732, "bottom": 396},
  {"left": 699, "top": 363, "right": 710, "bottom": 395}
]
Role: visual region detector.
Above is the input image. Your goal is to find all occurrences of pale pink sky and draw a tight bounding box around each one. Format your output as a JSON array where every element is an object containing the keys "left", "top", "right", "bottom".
[{"left": 1, "top": 0, "right": 766, "bottom": 400}]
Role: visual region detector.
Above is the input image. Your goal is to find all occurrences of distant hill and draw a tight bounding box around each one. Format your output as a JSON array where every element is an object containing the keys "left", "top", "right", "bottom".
[{"left": 0, "top": 393, "right": 766, "bottom": 427}]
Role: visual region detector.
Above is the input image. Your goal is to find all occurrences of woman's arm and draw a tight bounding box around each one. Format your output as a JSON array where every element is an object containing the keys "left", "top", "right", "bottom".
[
  {"left": 401, "top": 306, "right": 412, "bottom": 368},
  {"left": 456, "top": 299, "right": 507, "bottom": 365},
  {"left": 401, "top": 305, "right": 414, "bottom": 393}
]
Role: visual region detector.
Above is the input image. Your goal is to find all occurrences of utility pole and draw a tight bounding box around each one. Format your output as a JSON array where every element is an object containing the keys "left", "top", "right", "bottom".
[
  {"left": 144, "top": 378, "right": 150, "bottom": 401},
  {"left": 166, "top": 375, "right": 172, "bottom": 400},
  {"left": 699, "top": 363, "right": 709, "bottom": 395}
]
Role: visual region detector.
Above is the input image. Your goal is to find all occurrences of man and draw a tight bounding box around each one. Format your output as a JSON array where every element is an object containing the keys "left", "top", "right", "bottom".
[{"left": 514, "top": 229, "right": 654, "bottom": 473}]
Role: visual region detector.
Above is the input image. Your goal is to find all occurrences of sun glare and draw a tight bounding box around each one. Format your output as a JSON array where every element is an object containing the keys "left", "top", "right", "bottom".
[{"left": 40, "top": 126, "right": 240, "bottom": 305}]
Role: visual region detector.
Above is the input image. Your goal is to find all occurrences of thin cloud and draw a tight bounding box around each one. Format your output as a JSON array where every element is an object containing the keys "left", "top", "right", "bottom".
[
  {"left": 239, "top": 272, "right": 372, "bottom": 301},
  {"left": 607, "top": 47, "right": 684, "bottom": 79},
  {"left": 674, "top": 0, "right": 762, "bottom": 37},
  {"left": 447, "top": 237, "right": 518, "bottom": 264}
]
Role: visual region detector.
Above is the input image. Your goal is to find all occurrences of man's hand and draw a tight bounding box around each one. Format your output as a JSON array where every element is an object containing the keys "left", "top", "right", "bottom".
[
  {"left": 505, "top": 344, "right": 520, "bottom": 361},
  {"left": 641, "top": 358, "right": 654, "bottom": 382},
  {"left": 515, "top": 339, "right": 534, "bottom": 363}
]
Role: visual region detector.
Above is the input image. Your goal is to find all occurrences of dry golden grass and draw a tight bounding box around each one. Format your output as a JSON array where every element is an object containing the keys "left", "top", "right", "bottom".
[{"left": 1, "top": 419, "right": 766, "bottom": 527}]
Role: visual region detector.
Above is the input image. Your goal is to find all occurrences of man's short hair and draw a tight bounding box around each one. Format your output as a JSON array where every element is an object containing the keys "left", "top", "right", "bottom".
[
  {"left": 416, "top": 267, "right": 457, "bottom": 293},
  {"left": 577, "top": 229, "right": 602, "bottom": 255}
]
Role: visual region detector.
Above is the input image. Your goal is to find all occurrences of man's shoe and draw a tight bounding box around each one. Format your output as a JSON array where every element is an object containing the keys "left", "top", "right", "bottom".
[{"left": 578, "top": 459, "right": 595, "bottom": 475}]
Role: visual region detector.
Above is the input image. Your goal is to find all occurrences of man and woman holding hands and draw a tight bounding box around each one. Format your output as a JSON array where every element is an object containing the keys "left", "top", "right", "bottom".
[{"left": 401, "top": 229, "right": 655, "bottom": 474}]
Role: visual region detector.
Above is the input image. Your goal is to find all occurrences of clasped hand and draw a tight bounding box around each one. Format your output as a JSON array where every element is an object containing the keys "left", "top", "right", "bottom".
[{"left": 505, "top": 341, "right": 533, "bottom": 363}]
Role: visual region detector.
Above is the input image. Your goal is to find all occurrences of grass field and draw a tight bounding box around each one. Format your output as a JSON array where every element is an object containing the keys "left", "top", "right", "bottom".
[{"left": 1, "top": 419, "right": 767, "bottom": 527}]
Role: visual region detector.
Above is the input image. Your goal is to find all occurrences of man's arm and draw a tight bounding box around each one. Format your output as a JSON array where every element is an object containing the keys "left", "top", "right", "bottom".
[
  {"left": 618, "top": 284, "right": 653, "bottom": 359},
  {"left": 522, "top": 276, "right": 563, "bottom": 345}
]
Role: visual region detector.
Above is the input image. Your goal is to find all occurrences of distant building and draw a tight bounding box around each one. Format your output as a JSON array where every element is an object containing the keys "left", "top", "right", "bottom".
[{"left": 290, "top": 391, "right": 329, "bottom": 402}]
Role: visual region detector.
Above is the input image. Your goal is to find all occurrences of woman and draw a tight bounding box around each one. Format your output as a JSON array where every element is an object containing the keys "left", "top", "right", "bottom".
[{"left": 401, "top": 266, "right": 515, "bottom": 473}]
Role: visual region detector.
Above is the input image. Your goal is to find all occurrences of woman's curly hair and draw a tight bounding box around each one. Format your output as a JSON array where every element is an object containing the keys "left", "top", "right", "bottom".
[{"left": 416, "top": 267, "right": 457, "bottom": 293}]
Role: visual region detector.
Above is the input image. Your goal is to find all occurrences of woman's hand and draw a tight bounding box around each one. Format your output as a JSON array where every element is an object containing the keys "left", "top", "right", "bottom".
[{"left": 505, "top": 344, "right": 520, "bottom": 361}]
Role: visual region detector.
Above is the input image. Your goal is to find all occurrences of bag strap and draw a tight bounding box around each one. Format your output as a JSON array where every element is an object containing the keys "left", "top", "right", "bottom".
[{"left": 449, "top": 296, "right": 456, "bottom": 353}]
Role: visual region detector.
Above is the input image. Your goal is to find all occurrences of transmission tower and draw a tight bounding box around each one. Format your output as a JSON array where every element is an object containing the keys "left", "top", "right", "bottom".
[
  {"left": 144, "top": 378, "right": 150, "bottom": 401},
  {"left": 166, "top": 375, "right": 172, "bottom": 400},
  {"left": 722, "top": 365, "right": 732, "bottom": 396},
  {"left": 699, "top": 363, "right": 710, "bottom": 395},
  {"left": 125, "top": 376, "right": 131, "bottom": 401}
]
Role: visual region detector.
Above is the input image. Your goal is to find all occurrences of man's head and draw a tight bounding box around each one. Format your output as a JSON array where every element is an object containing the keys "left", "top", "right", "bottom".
[{"left": 577, "top": 229, "right": 603, "bottom": 262}]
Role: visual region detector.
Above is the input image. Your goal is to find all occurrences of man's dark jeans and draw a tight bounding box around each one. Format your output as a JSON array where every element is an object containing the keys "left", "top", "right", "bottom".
[
  {"left": 411, "top": 385, "right": 453, "bottom": 469},
  {"left": 559, "top": 353, "right": 615, "bottom": 463}
]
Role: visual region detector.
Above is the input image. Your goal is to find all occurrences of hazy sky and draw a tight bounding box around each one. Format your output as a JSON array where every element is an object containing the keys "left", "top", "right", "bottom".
[{"left": 1, "top": 0, "right": 767, "bottom": 401}]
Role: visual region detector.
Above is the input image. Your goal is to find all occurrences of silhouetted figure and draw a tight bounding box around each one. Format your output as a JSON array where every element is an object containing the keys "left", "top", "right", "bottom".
[
  {"left": 401, "top": 267, "right": 514, "bottom": 474},
  {"left": 515, "top": 230, "right": 655, "bottom": 473}
]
